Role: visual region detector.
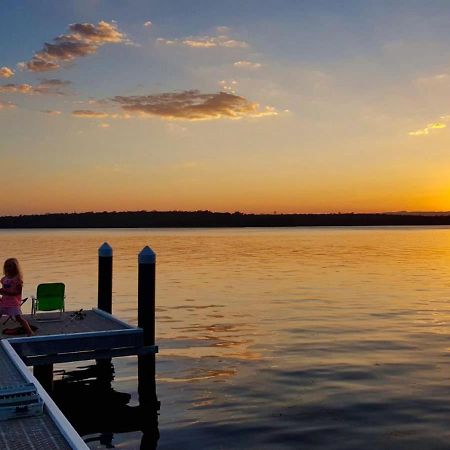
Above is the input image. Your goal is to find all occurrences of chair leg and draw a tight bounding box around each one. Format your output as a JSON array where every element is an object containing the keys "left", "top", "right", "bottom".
[{"left": 3, "top": 316, "right": 13, "bottom": 325}]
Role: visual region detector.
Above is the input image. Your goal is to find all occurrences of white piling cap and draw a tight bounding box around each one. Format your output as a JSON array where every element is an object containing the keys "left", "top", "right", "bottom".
[
  {"left": 98, "top": 242, "right": 113, "bottom": 257},
  {"left": 139, "top": 246, "right": 156, "bottom": 264}
]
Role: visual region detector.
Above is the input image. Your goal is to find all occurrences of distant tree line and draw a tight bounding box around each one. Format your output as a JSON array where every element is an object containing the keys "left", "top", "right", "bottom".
[{"left": 0, "top": 210, "right": 450, "bottom": 228}]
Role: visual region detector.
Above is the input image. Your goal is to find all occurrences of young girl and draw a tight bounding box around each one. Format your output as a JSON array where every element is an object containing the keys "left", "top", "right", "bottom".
[{"left": 0, "top": 258, "right": 34, "bottom": 336}]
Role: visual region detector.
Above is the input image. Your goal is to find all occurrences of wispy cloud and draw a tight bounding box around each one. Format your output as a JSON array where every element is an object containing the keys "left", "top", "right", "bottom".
[
  {"left": 0, "top": 84, "right": 34, "bottom": 94},
  {"left": 41, "top": 110, "right": 62, "bottom": 115},
  {"left": 218, "top": 79, "right": 238, "bottom": 94},
  {"left": 72, "top": 110, "right": 110, "bottom": 118},
  {"left": 0, "top": 100, "right": 16, "bottom": 110},
  {"left": 112, "top": 90, "right": 277, "bottom": 121},
  {"left": 144, "top": 21, "right": 152, "bottom": 28},
  {"left": 157, "top": 28, "right": 248, "bottom": 49},
  {"left": 415, "top": 73, "right": 450, "bottom": 85},
  {"left": 0, "top": 67, "right": 14, "bottom": 78},
  {"left": 0, "top": 79, "right": 71, "bottom": 95},
  {"left": 39, "top": 78, "right": 72, "bottom": 87},
  {"left": 21, "top": 21, "right": 126, "bottom": 72},
  {"left": 233, "top": 60, "right": 262, "bottom": 69},
  {"left": 409, "top": 122, "right": 446, "bottom": 136}
]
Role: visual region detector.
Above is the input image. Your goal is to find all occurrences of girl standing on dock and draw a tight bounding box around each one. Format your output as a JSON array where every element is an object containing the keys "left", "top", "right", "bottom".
[{"left": 0, "top": 258, "right": 34, "bottom": 336}]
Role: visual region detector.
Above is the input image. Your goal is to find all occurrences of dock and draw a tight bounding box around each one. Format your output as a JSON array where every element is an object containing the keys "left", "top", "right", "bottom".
[
  {"left": 1, "top": 309, "right": 156, "bottom": 366},
  {"left": 0, "top": 244, "right": 158, "bottom": 449}
]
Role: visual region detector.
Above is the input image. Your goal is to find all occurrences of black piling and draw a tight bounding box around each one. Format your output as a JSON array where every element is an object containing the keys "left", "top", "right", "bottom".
[
  {"left": 138, "top": 246, "right": 156, "bottom": 346},
  {"left": 98, "top": 242, "right": 113, "bottom": 314},
  {"left": 137, "top": 246, "right": 158, "bottom": 408}
]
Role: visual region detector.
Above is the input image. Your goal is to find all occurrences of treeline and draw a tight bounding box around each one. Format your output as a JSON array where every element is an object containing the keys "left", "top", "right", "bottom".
[{"left": 0, "top": 210, "right": 450, "bottom": 228}]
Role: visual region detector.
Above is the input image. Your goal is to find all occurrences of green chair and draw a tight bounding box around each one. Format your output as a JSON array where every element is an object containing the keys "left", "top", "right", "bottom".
[{"left": 31, "top": 283, "right": 65, "bottom": 321}]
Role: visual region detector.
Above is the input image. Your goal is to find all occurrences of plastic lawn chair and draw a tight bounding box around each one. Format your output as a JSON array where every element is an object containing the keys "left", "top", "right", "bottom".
[
  {"left": 2, "top": 297, "right": 28, "bottom": 325},
  {"left": 31, "top": 283, "right": 65, "bottom": 321}
]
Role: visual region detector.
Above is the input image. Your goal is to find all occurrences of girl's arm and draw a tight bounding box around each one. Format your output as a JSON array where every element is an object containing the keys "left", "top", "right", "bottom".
[{"left": 0, "top": 280, "right": 23, "bottom": 296}]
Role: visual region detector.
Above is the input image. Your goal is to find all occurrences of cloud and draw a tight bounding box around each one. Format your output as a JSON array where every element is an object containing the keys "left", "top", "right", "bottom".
[
  {"left": 216, "top": 26, "right": 231, "bottom": 34},
  {"left": 218, "top": 79, "right": 238, "bottom": 94},
  {"left": 415, "top": 73, "right": 450, "bottom": 85},
  {"left": 98, "top": 122, "right": 110, "bottom": 128},
  {"left": 409, "top": 122, "right": 446, "bottom": 136},
  {"left": 157, "top": 28, "right": 248, "bottom": 49},
  {"left": 66, "top": 22, "right": 124, "bottom": 43},
  {"left": 72, "top": 110, "right": 110, "bottom": 118},
  {"left": 144, "top": 21, "right": 153, "bottom": 28},
  {"left": 112, "top": 90, "right": 277, "bottom": 121},
  {"left": 22, "top": 21, "right": 126, "bottom": 72},
  {"left": 0, "top": 79, "right": 71, "bottom": 95},
  {"left": 41, "top": 110, "right": 62, "bottom": 115},
  {"left": 233, "top": 60, "right": 262, "bottom": 69},
  {"left": 0, "top": 83, "right": 34, "bottom": 94},
  {"left": 0, "top": 67, "right": 14, "bottom": 78},
  {"left": 0, "top": 100, "right": 16, "bottom": 110},
  {"left": 38, "top": 78, "right": 72, "bottom": 87}
]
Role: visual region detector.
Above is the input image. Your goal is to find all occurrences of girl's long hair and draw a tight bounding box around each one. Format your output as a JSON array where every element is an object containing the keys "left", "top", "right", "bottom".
[{"left": 4, "top": 258, "right": 23, "bottom": 282}]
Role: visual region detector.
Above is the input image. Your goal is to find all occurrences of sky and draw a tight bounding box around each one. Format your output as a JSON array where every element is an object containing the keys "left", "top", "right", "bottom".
[{"left": 1, "top": 0, "right": 450, "bottom": 215}]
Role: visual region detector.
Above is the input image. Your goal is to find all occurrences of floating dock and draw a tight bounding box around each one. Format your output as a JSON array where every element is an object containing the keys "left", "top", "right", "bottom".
[
  {"left": 0, "top": 244, "right": 158, "bottom": 449},
  {"left": 1, "top": 309, "right": 157, "bottom": 366}
]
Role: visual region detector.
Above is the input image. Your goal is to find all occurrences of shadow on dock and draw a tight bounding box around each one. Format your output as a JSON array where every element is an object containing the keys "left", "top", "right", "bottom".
[{"left": 52, "top": 358, "right": 160, "bottom": 449}]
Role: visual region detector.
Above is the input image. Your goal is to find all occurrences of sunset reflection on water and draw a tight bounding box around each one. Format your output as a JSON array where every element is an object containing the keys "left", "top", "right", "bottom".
[{"left": 2, "top": 227, "right": 450, "bottom": 449}]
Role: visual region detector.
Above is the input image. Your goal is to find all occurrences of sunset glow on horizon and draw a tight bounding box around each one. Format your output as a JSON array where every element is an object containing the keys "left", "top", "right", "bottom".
[{"left": 2, "top": 1, "right": 450, "bottom": 216}]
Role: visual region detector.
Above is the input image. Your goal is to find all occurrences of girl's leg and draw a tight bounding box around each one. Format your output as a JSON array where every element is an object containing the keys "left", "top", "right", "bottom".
[{"left": 16, "top": 315, "right": 34, "bottom": 336}]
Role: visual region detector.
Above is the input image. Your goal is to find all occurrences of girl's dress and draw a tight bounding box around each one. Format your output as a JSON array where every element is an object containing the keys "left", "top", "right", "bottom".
[{"left": 0, "top": 276, "right": 23, "bottom": 317}]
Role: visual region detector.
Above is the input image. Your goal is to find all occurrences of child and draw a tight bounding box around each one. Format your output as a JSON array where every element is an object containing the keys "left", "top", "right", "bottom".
[{"left": 0, "top": 258, "right": 34, "bottom": 336}]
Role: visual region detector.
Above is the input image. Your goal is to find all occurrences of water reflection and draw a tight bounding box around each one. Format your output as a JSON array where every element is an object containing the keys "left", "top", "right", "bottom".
[{"left": 53, "top": 358, "right": 160, "bottom": 449}]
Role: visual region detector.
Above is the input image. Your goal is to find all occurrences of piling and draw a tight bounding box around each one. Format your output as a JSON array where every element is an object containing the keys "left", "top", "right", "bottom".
[
  {"left": 138, "top": 246, "right": 156, "bottom": 346},
  {"left": 98, "top": 242, "right": 113, "bottom": 314},
  {"left": 137, "top": 246, "right": 158, "bottom": 407}
]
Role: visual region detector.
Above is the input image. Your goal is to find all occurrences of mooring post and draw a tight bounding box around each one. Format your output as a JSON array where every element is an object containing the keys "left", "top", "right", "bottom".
[
  {"left": 138, "top": 246, "right": 156, "bottom": 346},
  {"left": 98, "top": 242, "right": 113, "bottom": 314},
  {"left": 138, "top": 246, "right": 158, "bottom": 407}
]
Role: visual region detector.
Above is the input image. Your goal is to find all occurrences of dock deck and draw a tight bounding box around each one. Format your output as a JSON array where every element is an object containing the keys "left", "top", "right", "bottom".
[
  {"left": 1, "top": 308, "right": 156, "bottom": 366},
  {"left": 0, "top": 308, "right": 156, "bottom": 449}
]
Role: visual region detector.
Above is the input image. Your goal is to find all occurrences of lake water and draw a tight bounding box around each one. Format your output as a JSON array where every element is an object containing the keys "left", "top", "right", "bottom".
[{"left": 1, "top": 227, "right": 450, "bottom": 449}]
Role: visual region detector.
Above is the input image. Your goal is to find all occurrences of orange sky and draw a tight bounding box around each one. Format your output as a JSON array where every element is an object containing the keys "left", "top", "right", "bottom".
[{"left": 2, "top": 2, "right": 450, "bottom": 215}]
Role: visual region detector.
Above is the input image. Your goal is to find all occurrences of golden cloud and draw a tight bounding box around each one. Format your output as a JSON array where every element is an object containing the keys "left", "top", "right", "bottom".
[
  {"left": 0, "top": 83, "right": 33, "bottom": 94},
  {"left": 112, "top": 90, "right": 277, "bottom": 121},
  {"left": 0, "top": 79, "right": 71, "bottom": 95},
  {"left": 72, "top": 110, "right": 110, "bottom": 118},
  {"left": 157, "top": 31, "right": 248, "bottom": 49},
  {"left": 23, "top": 21, "right": 126, "bottom": 72},
  {"left": 0, "top": 67, "right": 14, "bottom": 78},
  {"left": 233, "top": 60, "right": 262, "bottom": 69},
  {"left": 409, "top": 122, "right": 446, "bottom": 136},
  {"left": 41, "top": 110, "right": 62, "bottom": 115},
  {"left": 0, "top": 100, "right": 16, "bottom": 110}
]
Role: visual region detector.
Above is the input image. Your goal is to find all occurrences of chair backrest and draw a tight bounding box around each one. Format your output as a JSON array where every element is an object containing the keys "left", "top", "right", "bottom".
[{"left": 36, "top": 283, "right": 65, "bottom": 311}]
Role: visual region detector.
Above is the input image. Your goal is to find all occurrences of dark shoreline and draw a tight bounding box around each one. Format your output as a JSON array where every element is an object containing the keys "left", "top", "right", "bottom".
[{"left": 1, "top": 211, "right": 450, "bottom": 228}]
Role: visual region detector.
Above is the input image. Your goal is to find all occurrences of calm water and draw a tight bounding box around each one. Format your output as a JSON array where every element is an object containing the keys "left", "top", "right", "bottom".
[{"left": 2, "top": 227, "right": 450, "bottom": 449}]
